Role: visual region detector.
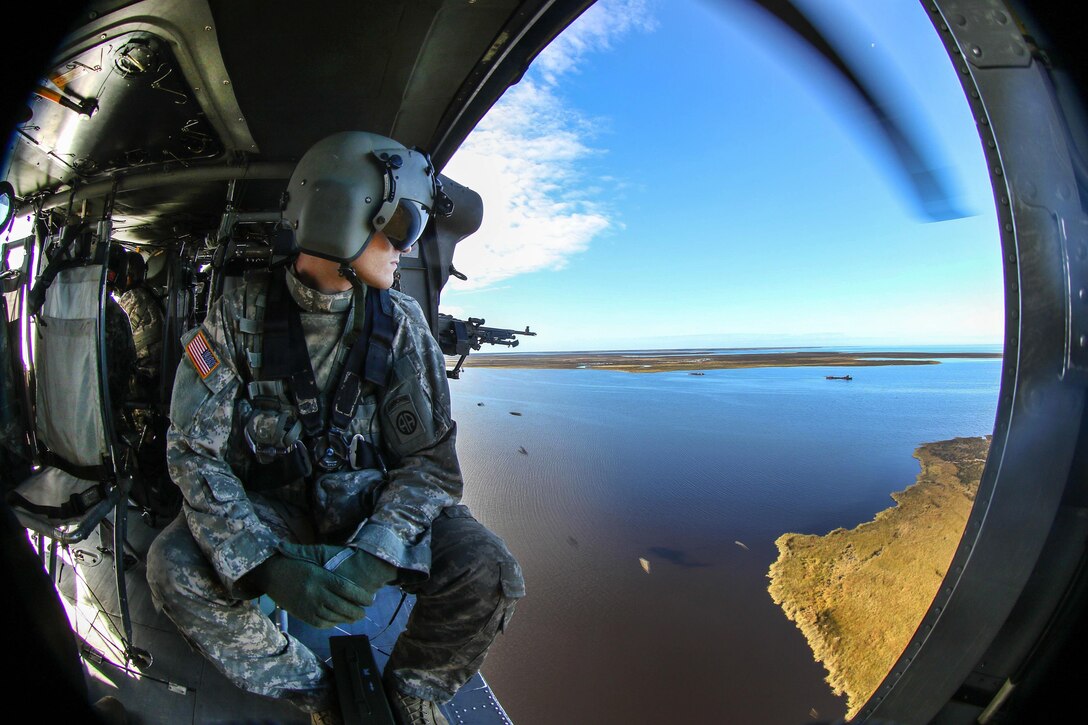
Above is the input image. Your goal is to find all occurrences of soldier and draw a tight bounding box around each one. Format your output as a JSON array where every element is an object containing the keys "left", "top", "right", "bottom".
[
  {"left": 146, "top": 132, "right": 524, "bottom": 725},
  {"left": 115, "top": 251, "right": 164, "bottom": 404}
]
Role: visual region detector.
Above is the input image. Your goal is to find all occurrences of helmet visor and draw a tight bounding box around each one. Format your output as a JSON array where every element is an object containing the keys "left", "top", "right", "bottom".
[{"left": 379, "top": 199, "right": 428, "bottom": 251}]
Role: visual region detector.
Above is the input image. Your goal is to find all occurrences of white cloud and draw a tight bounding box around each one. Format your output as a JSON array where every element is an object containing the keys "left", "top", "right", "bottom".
[
  {"left": 442, "top": 0, "right": 656, "bottom": 290},
  {"left": 533, "top": 0, "right": 658, "bottom": 84}
]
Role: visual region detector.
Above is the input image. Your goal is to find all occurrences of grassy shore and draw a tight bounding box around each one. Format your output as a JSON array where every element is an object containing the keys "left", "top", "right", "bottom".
[
  {"left": 767, "top": 436, "right": 990, "bottom": 718},
  {"left": 458, "top": 350, "right": 1000, "bottom": 374}
]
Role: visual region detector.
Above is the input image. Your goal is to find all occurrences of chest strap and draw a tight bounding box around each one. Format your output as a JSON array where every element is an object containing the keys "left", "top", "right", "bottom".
[{"left": 259, "top": 268, "right": 395, "bottom": 470}]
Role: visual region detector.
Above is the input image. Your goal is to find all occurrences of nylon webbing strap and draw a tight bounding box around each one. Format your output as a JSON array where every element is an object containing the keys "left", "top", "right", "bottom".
[
  {"left": 365, "top": 288, "right": 394, "bottom": 388},
  {"left": 260, "top": 268, "right": 321, "bottom": 437},
  {"left": 329, "top": 286, "right": 392, "bottom": 434},
  {"left": 260, "top": 272, "right": 394, "bottom": 455},
  {"left": 39, "top": 450, "right": 109, "bottom": 482},
  {"left": 8, "top": 481, "right": 107, "bottom": 519},
  {"left": 259, "top": 269, "right": 293, "bottom": 378}
]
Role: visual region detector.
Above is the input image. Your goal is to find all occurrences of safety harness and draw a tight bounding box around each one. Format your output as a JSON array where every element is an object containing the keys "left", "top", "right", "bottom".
[{"left": 246, "top": 266, "right": 396, "bottom": 482}]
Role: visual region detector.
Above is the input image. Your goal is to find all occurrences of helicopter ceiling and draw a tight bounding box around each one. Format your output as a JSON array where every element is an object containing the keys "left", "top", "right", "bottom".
[{"left": 3, "top": 0, "right": 595, "bottom": 242}]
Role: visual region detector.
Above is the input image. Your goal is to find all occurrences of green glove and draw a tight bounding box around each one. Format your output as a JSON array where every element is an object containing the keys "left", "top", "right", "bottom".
[
  {"left": 247, "top": 547, "right": 372, "bottom": 629},
  {"left": 328, "top": 547, "right": 397, "bottom": 599},
  {"left": 292, "top": 544, "right": 397, "bottom": 603}
]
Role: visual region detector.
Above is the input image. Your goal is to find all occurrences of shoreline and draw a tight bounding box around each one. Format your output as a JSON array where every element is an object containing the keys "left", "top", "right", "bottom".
[
  {"left": 766, "top": 436, "right": 990, "bottom": 719},
  {"left": 458, "top": 350, "right": 1002, "bottom": 374}
]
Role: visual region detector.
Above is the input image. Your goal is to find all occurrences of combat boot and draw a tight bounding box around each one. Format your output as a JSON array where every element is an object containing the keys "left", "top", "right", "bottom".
[{"left": 387, "top": 690, "right": 449, "bottom": 725}]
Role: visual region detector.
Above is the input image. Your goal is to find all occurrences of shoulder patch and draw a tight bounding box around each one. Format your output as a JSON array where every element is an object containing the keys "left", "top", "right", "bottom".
[{"left": 185, "top": 329, "right": 221, "bottom": 379}]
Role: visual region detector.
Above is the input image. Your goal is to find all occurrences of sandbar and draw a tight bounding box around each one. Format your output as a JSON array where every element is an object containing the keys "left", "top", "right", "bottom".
[
  {"left": 766, "top": 436, "right": 990, "bottom": 718},
  {"left": 458, "top": 349, "right": 1001, "bottom": 373}
]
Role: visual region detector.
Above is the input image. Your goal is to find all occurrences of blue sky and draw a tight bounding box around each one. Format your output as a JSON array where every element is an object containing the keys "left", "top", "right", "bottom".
[{"left": 441, "top": 0, "right": 1003, "bottom": 352}]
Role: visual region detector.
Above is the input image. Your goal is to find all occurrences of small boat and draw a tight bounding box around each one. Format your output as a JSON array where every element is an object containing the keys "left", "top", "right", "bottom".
[{"left": 826, "top": 375, "right": 853, "bottom": 380}]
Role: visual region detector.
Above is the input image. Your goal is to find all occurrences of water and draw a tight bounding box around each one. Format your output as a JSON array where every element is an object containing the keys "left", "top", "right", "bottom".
[{"left": 448, "top": 356, "right": 1002, "bottom": 724}]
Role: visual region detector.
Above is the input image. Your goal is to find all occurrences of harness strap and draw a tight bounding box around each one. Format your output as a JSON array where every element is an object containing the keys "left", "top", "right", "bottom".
[
  {"left": 258, "top": 269, "right": 394, "bottom": 471},
  {"left": 38, "top": 449, "right": 110, "bottom": 482},
  {"left": 8, "top": 484, "right": 107, "bottom": 520},
  {"left": 329, "top": 286, "right": 391, "bottom": 435}
]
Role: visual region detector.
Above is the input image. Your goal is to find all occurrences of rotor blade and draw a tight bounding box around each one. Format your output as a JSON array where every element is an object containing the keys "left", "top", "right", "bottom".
[{"left": 749, "top": 0, "right": 967, "bottom": 221}]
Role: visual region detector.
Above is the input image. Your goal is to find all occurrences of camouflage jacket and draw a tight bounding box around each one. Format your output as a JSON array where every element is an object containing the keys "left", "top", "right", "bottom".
[
  {"left": 167, "top": 267, "right": 462, "bottom": 594},
  {"left": 118, "top": 285, "right": 164, "bottom": 378}
]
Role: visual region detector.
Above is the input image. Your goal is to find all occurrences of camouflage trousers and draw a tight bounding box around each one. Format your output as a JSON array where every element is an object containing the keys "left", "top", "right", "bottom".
[{"left": 146, "top": 499, "right": 524, "bottom": 712}]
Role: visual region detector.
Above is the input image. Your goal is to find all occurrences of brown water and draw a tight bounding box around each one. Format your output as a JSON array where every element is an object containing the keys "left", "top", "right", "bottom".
[{"left": 450, "top": 360, "right": 1000, "bottom": 724}]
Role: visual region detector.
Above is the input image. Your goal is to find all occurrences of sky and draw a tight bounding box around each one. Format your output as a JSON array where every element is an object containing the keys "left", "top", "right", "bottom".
[{"left": 439, "top": 0, "right": 1004, "bottom": 352}]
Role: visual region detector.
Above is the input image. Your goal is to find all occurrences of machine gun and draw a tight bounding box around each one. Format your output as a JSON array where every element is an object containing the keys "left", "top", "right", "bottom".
[{"left": 436, "top": 313, "right": 535, "bottom": 378}]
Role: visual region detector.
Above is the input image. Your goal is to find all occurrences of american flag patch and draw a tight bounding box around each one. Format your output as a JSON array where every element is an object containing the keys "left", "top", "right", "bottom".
[{"left": 185, "top": 329, "right": 220, "bottom": 379}]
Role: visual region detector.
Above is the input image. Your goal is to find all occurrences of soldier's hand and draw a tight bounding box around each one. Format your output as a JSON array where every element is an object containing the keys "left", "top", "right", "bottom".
[
  {"left": 250, "top": 550, "right": 371, "bottom": 629},
  {"left": 279, "top": 543, "right": 397, "bottom": 604},
  {"left": 328, "top": 548, "right": 397, "bottom": 601},
  {"left": 283, "top": 543, "right": 396, "bottom": 602}
]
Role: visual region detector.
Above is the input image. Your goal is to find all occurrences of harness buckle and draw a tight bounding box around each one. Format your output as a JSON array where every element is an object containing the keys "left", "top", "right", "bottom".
[
  {"left": 311, "top": 435, "right": 344, "bottom": 472},
  {"left": 348, "top": 434, "right": 385, "bottom": 472}
]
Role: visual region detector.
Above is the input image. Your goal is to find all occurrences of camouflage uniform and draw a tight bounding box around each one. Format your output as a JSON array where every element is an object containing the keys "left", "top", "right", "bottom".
[
  {"left": 147, "top": 268, "right": 524, "bottom": 712},
  {"left": 104, "top": 298, "right": 136, "bottom": 430},
  {"left": 117, "top": 285, "right": 163, "bottom": 400}
]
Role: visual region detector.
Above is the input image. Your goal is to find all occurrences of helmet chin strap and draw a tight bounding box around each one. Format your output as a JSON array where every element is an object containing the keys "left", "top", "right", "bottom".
[{"left": 338, "top": 263, "right": 367, "bottom": 293}]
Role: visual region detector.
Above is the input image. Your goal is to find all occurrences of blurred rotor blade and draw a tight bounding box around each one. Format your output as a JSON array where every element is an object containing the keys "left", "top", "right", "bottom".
[{"left": 750, "top": 0, "right": 967, "bottom": 221}]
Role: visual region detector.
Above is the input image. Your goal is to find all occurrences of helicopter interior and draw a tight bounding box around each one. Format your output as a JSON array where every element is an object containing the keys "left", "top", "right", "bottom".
[{"left": 3, "top": 0, "right": 1088, "bottom": 723}]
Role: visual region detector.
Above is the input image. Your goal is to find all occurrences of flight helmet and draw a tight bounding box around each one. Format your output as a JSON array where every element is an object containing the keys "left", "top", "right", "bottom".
[
  {"left": 283, "top": 131, "right": 453, "bottom": 263},
  {"left": 107, "top": 246, "right": 145, "bottom": 291}
]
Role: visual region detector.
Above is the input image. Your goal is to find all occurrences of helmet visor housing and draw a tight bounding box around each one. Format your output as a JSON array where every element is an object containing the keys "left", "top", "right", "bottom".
[{"left": 370, "top": 146, "right": 436, "bottom": 252}]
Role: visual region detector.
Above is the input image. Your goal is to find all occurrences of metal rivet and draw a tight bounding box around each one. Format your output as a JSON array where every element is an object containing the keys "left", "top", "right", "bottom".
[
  {"left": 222, "top": 79, "right": 230, "bottom": 85},
  {"left": 205, "top": 25, "right": 213, "bottom": 31},
  {"left": 971, "top": 45, "right": 982, "bottom": 57},
  {"left": 1080, "top": 335, "right": 1087, "bottom": 348}
]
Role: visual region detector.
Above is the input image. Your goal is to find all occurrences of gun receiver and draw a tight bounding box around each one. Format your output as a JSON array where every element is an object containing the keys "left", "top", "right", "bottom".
[{"left": 437, "top": 313, "right": 536, "bottom": 379}]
